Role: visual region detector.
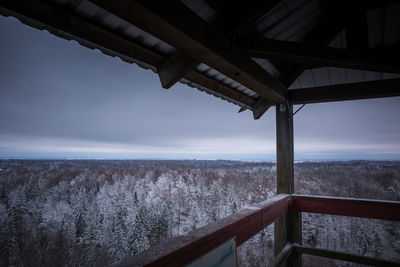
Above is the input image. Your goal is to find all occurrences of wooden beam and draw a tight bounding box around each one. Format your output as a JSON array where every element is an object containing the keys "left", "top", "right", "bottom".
[
  {"left": 276, "top": 103, "right": 294, "bottom": 195},
  {"left": 288, "top": 211, "right": 302, "bottom": 266},
  {"left": 91, "top": 0, "right": 287, "bottom": 103},
  {"left": 293, "top": 244, "right": 400, "bottom": 267},
  {"left": 118, "top": 194, "right": 291, "bottom": 267},
  {"left": 291, "top": 194, "right": 400, "bottom": 221},
  {"left": 275, "top": 103, "right": 297, "bottom": 266},
  {"left": 154, "top": 0, "right": 283, "bottom": 95},
  {"left": 237, "top": 37, "right": 349, "bottom": 63},
  {"left": 237, "top": 37, "right": 400, "bottom": 73},
  {"left": 289, "top": 78, "right": 400, "bottom": 104},
  {"left": 276, "top": 1, "right": 348, "bottom": 87},
  {"left": 0, "top": 0, "right": 256, "bottom": 110},
  {"left": 206, "top": 0, "right": 284, "bottom": 118},
  {"left": 157, "top": 51, "right": 200, "bottom": 89},
  {"left": 252, "top": 98, "right": 271, "bottom": 120}
]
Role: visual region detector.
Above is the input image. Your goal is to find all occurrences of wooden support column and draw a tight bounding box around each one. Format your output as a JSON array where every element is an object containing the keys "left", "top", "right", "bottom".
[{"left": 275, "top": 103, "right": 301, "bottom": 266}]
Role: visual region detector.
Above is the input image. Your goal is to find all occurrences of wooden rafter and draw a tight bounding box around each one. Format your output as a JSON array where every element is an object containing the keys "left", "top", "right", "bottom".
[
  {"left": 275, "top": 0, "right": 399, "bottom": 88},
  {"left": 275, "top": 1, "right": 349, "bottom": 87},
  {"left": 157, "top": 0, "right": 285, "bottom": 118},
  {"left": 155, "top": 0, "right": 284, "bottom": 93},
  {"left": 157, "top": 51, "right": 199, "bottom": 89},
  {"left": 205, "top": 0, "right": 285, "bottom": 118},
  {"left": 236, "top": 37, "right": 400, "bottom": 74},
  {"left": 289, "top": 78, "right": 400, "bottom": 104},
  {"left": 91, "top": 0, "right": 287, "bottom": 103},
  {"left": 0, "top": 0, "right": 257, "bottom": 110},
  {"left": 252, "top": 98, "right": 271, "bottom": 120}
]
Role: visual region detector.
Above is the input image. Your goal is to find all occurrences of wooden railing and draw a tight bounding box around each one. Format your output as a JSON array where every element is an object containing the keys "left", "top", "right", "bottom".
[
  {"left": 117, "top": 194, "right": 400, "bottom": 267},
  {"left": 273, "top": 194, "right": 400, "bottom": 267}
]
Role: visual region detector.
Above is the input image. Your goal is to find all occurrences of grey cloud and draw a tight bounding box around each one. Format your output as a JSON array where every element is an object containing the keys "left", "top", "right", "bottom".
[{"left": 0, "top": 16, "right": 399, "bottom": 159}]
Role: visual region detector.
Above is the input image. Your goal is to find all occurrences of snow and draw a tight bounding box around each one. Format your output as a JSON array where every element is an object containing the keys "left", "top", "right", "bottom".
[{"left": 0, "top": 159, "right": 399, "bottom": 266}]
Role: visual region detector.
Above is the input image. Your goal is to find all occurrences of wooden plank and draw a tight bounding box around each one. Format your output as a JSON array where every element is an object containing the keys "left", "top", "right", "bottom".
[
  {"left": 276, "top": 1, "right": 347, "bottom": 87},
  {"left": 270, "top": 243, "right": 294, "bottom": 267},
  {"left": 289, "top": 78, "right": 400, "bottom": 104},
  {"left": 117, "top": 194, "right": 291, "bottom": 267},
  {"left": 91, "top": 0, "right": 288, "bottom": 103},
  {"left": 252, "top": 98, "right": 271, "bottom": 120},
  {"left": 276, "top": 103, "right": 294, "bottom": 195},
  {"left": 157, "top": 51, "right": 200, "bottom": 89},
  {"left": 155, "top": 0, "right": 283, "bottom": 94},
  {"left": 276, "top": 0, "right": 398, "bottom": 86},
  {"left": 237, "top": 37, "right": 400, "bottom": 73},
  {"left": 275, "top": 103, "right": 295, "bottom": 265},
  {"left": 291, "top": 194, "right": 400, "bottom": 221},
  {"left": 237, "top": 36, "right": 349, "bottom": 63},
  {"left": 293, "top": 244, "right": 400, "bottom": 267},
  {"left": 288, "top": 211, "right": 302, "bottom": 266},
  {"left": 0, "top": 0, "right": 257, "bottom": 109}
]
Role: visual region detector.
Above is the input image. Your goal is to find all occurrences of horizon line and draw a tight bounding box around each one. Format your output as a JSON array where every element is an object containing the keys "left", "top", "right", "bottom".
[{"left": 0, "top": 157, "right": 399, "bottom": 162}]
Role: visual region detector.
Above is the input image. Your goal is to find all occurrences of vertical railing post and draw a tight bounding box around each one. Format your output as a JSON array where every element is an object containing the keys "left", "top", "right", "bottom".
[
  {"left": 275, "top": 103, "right": 302, "bottom": 266},
  {"left": 288, "top": 210, "right": 302, "bottom": 266}
]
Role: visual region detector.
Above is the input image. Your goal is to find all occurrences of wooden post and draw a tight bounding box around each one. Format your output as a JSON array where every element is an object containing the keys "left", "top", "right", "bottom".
[{"left": 274, "top": 103, "right": 302, "bottom": 266}]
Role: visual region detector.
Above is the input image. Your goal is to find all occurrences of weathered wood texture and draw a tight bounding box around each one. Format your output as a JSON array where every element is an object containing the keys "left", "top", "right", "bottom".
[
  {"left": 293, "top": 244, "right": 400, "bottom": 267},
  {"left": 275, "top": 103, "right": 299, "bottom": 266},
  {"left": 291, "top": 194, "right": 400, "bottom": 221},
  {"left": 91, "top": 0, "right": 287, "bottom": 103},
  {"left": 276, "top": 1, "right": 347, "bottom": 87},
  {"left": 118, "top": 194, "right": 291, "bottom": 267},
  {"left": 157, "top": 51, "right": 200, "bottom": 89},
  {"left": 154, "top": 0, "right": 276, "bottom": 118},
  {"left": 289, "top": 78, "right": 400, "bottom": 104},
  {"left": 288, "top": 211, "right": 302, "bottom": 266},
  {"left": 276, "top": 104, "right": 294, "bottom": 195},
  {"left": 252, "top": 98, "right": 271, "bottom": 120}
]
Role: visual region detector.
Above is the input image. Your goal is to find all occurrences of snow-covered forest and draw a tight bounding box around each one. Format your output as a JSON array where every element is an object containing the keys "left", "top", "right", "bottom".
[{"left": 0, "top": 160, "right": 399, "bottom": 266}]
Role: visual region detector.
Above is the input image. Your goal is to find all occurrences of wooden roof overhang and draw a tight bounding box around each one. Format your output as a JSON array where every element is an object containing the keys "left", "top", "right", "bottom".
[{"left": 1, "top": 0, "right": 400, "bottom": 119}]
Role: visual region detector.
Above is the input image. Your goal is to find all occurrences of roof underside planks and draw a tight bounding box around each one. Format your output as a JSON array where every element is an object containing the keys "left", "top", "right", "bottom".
[
  {"left": 289, "top": 78, "right": 400, "bottom": 104},
  {"left": 89, "top": 0, "right": 288, "bottom": 102},
  {"left": 0, "top": 0, "right": 400, "bottom": 119}
]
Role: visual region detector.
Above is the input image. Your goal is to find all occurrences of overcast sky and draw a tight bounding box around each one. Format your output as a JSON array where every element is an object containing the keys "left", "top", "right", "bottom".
[{"left": 0, "top": 16, "right": 399, "bottom": 160}]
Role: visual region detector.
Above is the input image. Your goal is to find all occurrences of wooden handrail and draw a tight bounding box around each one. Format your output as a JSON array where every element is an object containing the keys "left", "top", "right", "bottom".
[
  {"left": 117, "top": 194, "right": 400, "bottom": 266},
  {"left": 291, "top": 194, "right": 400, "bottom": 221},
  {"left": 118, "top": 194, "right": 291, "bottom": 267}
]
